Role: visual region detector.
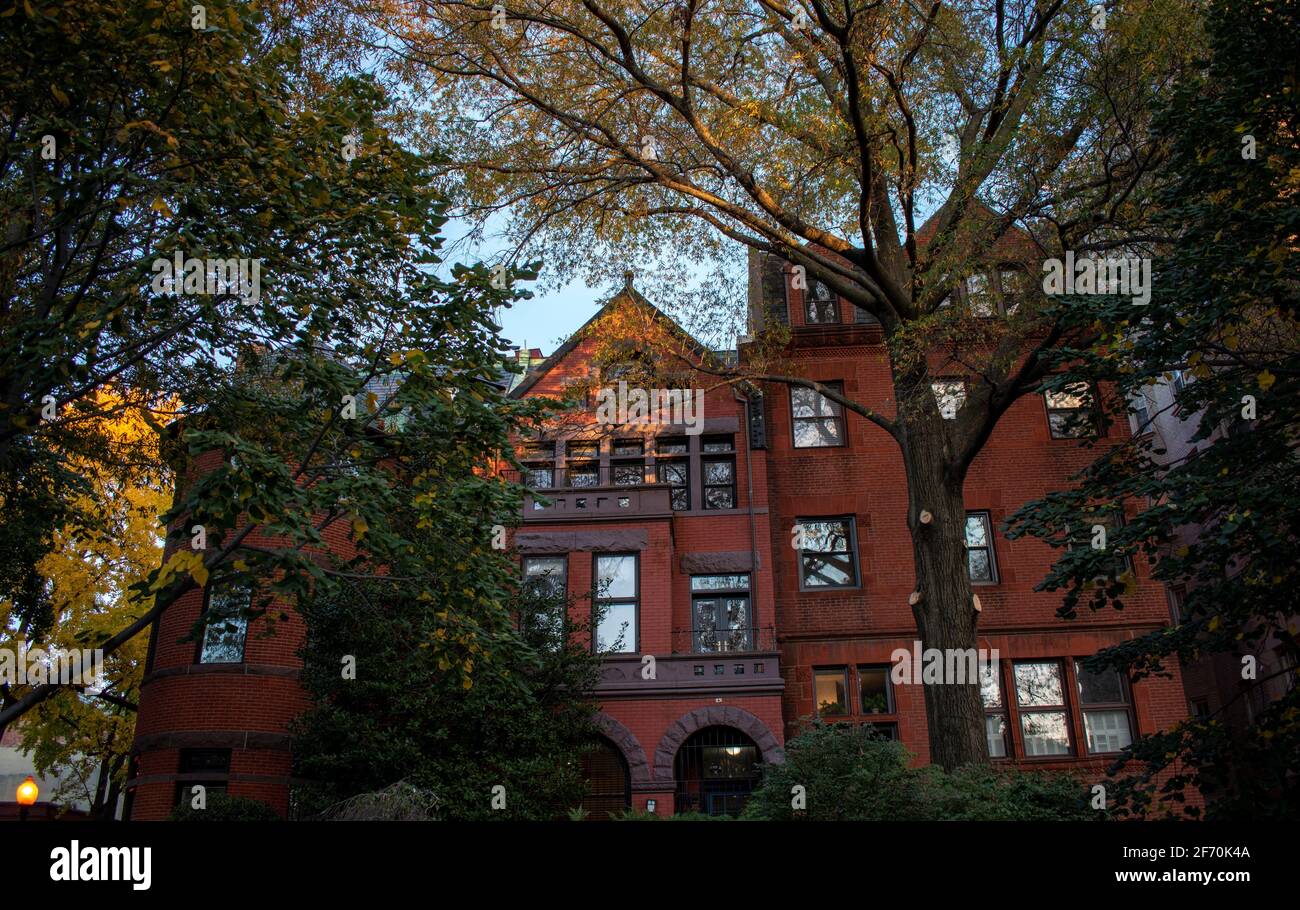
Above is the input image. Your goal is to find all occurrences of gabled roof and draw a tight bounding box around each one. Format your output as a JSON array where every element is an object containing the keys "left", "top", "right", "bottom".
[{"left": 507, "top": 277, "right": 727, "bottom": 399}]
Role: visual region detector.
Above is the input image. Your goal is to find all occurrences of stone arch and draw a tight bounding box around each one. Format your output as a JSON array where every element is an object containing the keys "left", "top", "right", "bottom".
[
  {"left": 652, "top": 706, "right": 784, "bottom": 784},
  {"left": 593, "top": 712, "right": 651, "bottom": 785}
]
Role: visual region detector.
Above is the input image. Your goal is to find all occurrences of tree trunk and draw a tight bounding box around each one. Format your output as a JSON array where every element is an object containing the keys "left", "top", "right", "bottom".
[{"left": 901, "top": 416, "right": 989, "bottom": 771}]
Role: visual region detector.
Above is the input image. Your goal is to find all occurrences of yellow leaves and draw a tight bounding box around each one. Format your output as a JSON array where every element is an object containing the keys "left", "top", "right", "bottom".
[
  {"left": 150, "top": 197, "right": 174, "bottom": 217},
  {"left": 50, "top": 85, "right": 69, "bottom": 106},
  {"left": 151, "top": 60, "right": 173, "bottom": 73},
  {"left": 1208, "top": 616, "right": 1221, "bottom": 632},
  {"left": 351, "top": 515, "right": 369, "bottom": 540},
  {"left": 1258, "top": 369, "right": 1276, "bottom": 391},
  {"left": 154, "top": 550, "right": 207, "bottom": 593}
]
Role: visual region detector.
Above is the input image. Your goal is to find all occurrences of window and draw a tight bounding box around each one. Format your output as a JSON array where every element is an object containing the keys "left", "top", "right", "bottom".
[
  {"left": 655, "top": 436, "right": 690, "bottom": 510},
  {"left": 1128, "top": 392, "right": 1153, "bottom": 435},
  {"left": 611, "top": 439, "right": 645, "bottom": 486},
  {"left": 1045, "top": 382, "right": 1097, "bottom": 438},
  {"left": 858, "top": 665, "right": 893, "bottom": 715},
  {"left": 997, "top": 269, "right": 1027, "bottom": 314},
  {"left": 1069, "top": 511, "right": 1131, "bottom": 580},
  {"left": 932, "top": 380, "right": 966, "bottom": 420},
  {"left": 701, "top": 434, "right": 733, "bottom": 454},
  {"left": 702, "top": 446, "right": 735, "bottom": 510},
  {"left": 1076, "top": 662, "right": 1133, "bottom": 754},
  {"left": 523, "top": 556, "right": 567, "bottom": 599},
  {"left": 198, "top": 580, "right": 251, "bottom": 664},
  {"left": 964, "top": 512, "right": 998, "bottom": 583},
  {"left": 815, "top": 668, "right": 848, "bottom": 716},
  {"left": 981, "top": 662, "right": 1009, "bottom": 758},
  {"left": 965, "top": 273, "right": 995, "bottom": 317},
  {"left": 521, "top": 443, "right": 554, "bottom": 488},
  {"left": 797, "top": 518, "right": 858, "bottom": 589},
  {"left": 690, "top": 574, "right": 751, "bottom": 652},
  {"left": 594, "top": 554, "right": 637, "bottom": 653},
  {"left": 522, "top": 557, "right": 568, "bottom": 646},
  {"left": 1013, "top": 661, "right": 1073, "bottom": 756},
  {"left": 565, "top": 441, "right": 599, "bottom": 487},
  {"left": 791, "top": 382, "right": 845, "bottom": 448},
  {"left": 1167, "top": 584, "right": 1187, "bottom": 624},
  {"left": 174, "top": 748, "right": 230, "bottom": 806},
  {"left": 806, "top": 280, "right": 838, "bottom": 324}
]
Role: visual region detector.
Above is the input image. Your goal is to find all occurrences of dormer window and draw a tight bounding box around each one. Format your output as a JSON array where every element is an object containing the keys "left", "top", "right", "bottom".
[{"left": 806, "top": 280, "right": 839, "bottom": 324}]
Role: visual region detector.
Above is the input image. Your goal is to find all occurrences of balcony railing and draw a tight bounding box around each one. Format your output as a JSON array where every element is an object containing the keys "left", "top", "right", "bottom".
[
  {"left": 502, "top": 464, "right": 671, "bottom": 491},
  {"left": 503, "top": 465, "right": 678, "bottom": 520},
  {"left": 671, "top": 626, "right": 777, "bottom": 655}
]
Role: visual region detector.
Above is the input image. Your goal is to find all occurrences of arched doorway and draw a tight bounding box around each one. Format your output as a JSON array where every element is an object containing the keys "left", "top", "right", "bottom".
[
  {"left": 580, "top": 737, "right": 631, "bottom": 820},
  {"left": 673, "top": 726, "right": 762, "bottom": 817}
]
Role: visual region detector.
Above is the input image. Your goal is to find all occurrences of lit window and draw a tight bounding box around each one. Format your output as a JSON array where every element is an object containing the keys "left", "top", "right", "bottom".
[
  {"left": 858, "top": 665, "right": 893, "bottom": 715},
  {"left": 815, "top": 667, "right": 848, "bottom": 716}
]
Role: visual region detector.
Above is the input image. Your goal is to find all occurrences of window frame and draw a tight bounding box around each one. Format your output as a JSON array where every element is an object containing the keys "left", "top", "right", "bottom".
[
  {"left": 964, "top": 510, "right": 999, "bottom": 585},
  {"left": 1068, "top": 510, "right": 1132, "bottom": 581},
  {"left": 796, "top": 516, "right": 860, "bottom": 591},
  {"left": 701, "top": 435, "right": 737, "bottom": 511},
  {"left": 790, "top": 381, "right": 847, "bottom": 449},
  {"left": 857, "top": 664, "right": 895, "bottom": 716},
  {"left": 522, "top": 555, "right": 569, "bottom": 646},
  {"left": 814, "top": 666, "right": 850, "bottom": 717},
  {"left": 689, "top": 573, "right": 753, "bottom": 653},
  {"left": 655, "top": 436, "right": 691, "bottom": 511},
  {"left": 1010, "top": 659, "right": 1076, "bottom": 758},
  {"left": 174, "top": 748, "right": 231, "bottom": 807},
  {"left": 195, "top": 580, "right": 251, "bottom": 665},
  {"left": 805, "top": 279, "right": 840, "bottom": 325},
  {"left": 564, "top": 440, "right": 600, "bottom": 488},
  {"left": 520, "top": 441, "right": 556, "bottom": 489},
  {"left": 1075, "top": 660, "right": 1135, "bottom": 755},
  {"left": 981, "top": 661, "right": 1011, "bottom": 759},
  {"left": 610, "top": 438, "right": 646, "bottom": 487},
  {"left": 592, "top": 552, "right": 639, "bottom": 654},
  {"left": 1044, "top": 381, "right": 1100, "bottom": 439}
]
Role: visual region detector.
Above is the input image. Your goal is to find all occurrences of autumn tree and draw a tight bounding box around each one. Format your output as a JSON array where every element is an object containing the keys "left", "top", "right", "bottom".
[
  {"left": 0, "top": 0, "right": 550, "bottom": 731},
  {"left": 0, "top": 393, "right": 169, "bottom": 818},
  {"left": 352, "top": 0, "right": 1204, "bottom": 767}
]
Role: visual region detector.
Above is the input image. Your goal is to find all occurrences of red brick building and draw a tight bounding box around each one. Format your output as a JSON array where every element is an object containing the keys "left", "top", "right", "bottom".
[{"left": 126, "top": 259, "right": 1191, "bottom": 819}]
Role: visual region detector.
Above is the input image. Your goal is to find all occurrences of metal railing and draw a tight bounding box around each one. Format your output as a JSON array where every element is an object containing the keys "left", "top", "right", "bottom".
[
  {"left": 503, "top": 463, "right": 677, "bottom": 491},
  {"left": 670, "top": 626, "right": 777, "bottom": 655}
]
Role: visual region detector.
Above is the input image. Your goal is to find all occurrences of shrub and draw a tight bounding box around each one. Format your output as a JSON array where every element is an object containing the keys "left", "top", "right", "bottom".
[
  {"left": 167, "top": 793, "right": 281, "bottom": 822},
  {"left": 743, "top": 722, "right": 1096, "bottom": 821}
]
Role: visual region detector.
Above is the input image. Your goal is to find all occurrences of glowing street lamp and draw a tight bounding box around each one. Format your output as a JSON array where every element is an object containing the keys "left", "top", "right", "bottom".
[{"left": 16, "top": 775, "right": 38, "bottom": 822}]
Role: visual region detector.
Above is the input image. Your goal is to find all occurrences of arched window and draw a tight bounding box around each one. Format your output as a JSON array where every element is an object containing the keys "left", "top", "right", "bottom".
[
  {"left": 580, "top": 737, "right": 631, "bottom": 820},
  {"left": 673, "top": 726, "right": 762, "bottom": 817}
]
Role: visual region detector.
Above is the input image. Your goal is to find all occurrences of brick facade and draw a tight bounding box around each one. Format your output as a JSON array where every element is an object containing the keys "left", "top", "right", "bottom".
[{"left": 128, "top": 267, "right": 1191, "bottom": 818}]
